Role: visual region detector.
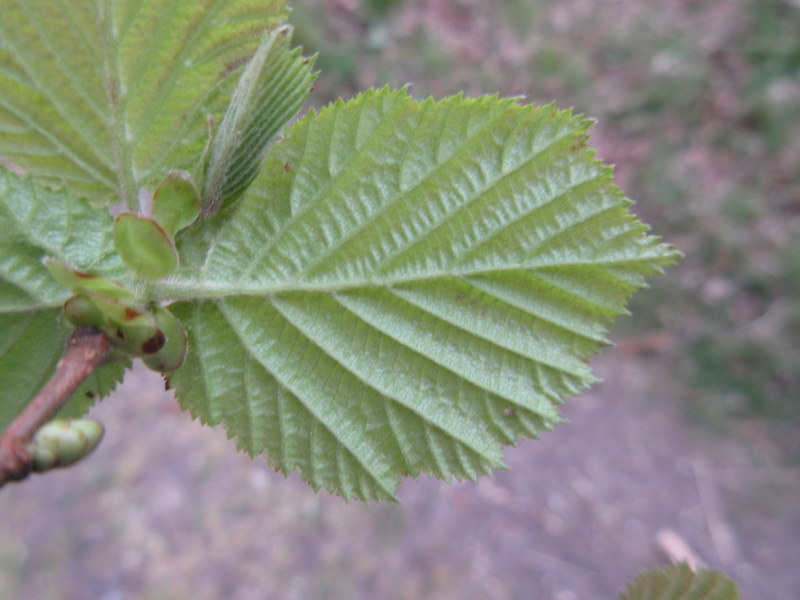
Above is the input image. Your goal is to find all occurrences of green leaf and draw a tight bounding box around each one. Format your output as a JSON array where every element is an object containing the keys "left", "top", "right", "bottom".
[
  {"left": 202, "top": 24, "right": 317, "bottom": 212},
  {"left": 0, "top": 167, "right": 128, "bottom": 430},
  {"left": 618, "top": 564, "right": 739, "bottom": 600},
  {"left": 164, "top": 88, "right": 680, "bottom": 500},
  {"left": 0, "top": 0, "right": 287, "bottom": 206}
]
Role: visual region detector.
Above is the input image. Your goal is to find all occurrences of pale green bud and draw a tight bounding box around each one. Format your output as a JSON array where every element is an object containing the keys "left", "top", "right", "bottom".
[{"left": 27, "top": 419, "right": 105, "bottom": 472}]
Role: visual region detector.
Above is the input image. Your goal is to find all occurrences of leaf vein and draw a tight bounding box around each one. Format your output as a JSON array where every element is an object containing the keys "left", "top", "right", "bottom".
[
  {"left": 235, "top": 92, "right": 409, "bottom": 283},
  {"left": 216, "top": 298, "right": 395, "bottom": 496},
  {"left": 268, "top": 294, "right": 501, "bottom": 461}
]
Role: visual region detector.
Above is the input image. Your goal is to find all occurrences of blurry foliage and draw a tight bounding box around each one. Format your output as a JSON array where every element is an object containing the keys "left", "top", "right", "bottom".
[{"left": 291, "top": 0, "right": 800, "bottom": 450}]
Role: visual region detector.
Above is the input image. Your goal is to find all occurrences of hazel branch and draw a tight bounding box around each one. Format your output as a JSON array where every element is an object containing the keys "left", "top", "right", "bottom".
[{"left": 0, "top": 326, "right": 110, "bottom": 487}]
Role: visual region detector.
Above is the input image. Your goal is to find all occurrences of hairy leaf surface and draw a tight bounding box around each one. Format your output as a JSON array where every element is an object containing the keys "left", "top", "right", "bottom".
[
  {"left": 0, "top": 168, "right": 127, "bottom": 430},
  {"left": 0, "top": 0, "right": 287, "bottom": 206},
  {"left": 165, "top": 88, "right": 680, "bottom": 500}
]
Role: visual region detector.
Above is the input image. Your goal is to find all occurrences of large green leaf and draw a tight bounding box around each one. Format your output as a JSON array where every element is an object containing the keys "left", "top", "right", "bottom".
[
  {"left": 618, "top": 564, "right": 739, "bottom": 600},
  {"left": 0, "top": 0, "right": 287, "bottom": 206},
  {"left": 164, "top": 88, "right": 680, "bottom": 500},
  {"left": 0, "top": 167, "right": 127, "bottom": 430}
]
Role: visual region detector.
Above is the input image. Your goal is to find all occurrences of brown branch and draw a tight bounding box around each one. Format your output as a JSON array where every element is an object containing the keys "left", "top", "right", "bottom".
[{"left": 0, "top": 326, "right": 110, "bottom": 487}]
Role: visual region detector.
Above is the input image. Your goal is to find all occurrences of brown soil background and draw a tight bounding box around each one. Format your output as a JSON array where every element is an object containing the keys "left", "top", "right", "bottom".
[{"left": 1, "top": 357, "right": 797, "bottom": 599}]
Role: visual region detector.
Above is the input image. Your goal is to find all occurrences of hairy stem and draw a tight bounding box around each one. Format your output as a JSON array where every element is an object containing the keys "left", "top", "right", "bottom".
[{"left": 0, "top": 326, "right": 110, "bottom": 487}]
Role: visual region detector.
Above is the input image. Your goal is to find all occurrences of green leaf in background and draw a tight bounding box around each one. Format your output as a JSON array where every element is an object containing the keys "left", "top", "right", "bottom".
[
  {"left": 0, "top": 167, "right": 128, "bottom": 430},
  {"left": 0, "top": 311, "right": 67, "bottom": 432},
  {"left": 202, "top": 24, "right": 317, "bottom": 213},
  {"left": 164, "top": 88, "right": 680, "bottom": 500},
  {"left": 618, "top": 563, "right": 739, "bottom": 600},
  {"left": 0, "top": 0, "right": 287, "bottom": 206}
]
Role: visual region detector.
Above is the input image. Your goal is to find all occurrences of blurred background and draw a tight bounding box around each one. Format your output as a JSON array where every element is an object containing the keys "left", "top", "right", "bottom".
[{"left": 1, "top": 1, "right": 798, "bottom": 598}]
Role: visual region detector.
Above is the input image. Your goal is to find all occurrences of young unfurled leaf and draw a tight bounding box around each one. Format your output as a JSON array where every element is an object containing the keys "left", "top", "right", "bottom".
[
  {"left": 113, "top": 214, "right": 179, "bottom": 280},
  {"left": 151, "top": 171, "right": 201, "bottom": 237},
  {"left": 202, "top": 24, "right": 318, "bottom": 212},
  {"left": 163, "top": 88, "right": 681, "bottom": 500}
]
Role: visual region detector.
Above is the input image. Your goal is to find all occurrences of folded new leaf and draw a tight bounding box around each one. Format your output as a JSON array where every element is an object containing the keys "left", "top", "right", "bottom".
[{"left": 202, "top": 24, "right": 317, "bottom": 213}]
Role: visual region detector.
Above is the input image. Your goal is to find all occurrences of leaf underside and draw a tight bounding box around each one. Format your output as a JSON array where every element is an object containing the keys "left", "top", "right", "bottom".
[
  {"left": 0, "top": 0, "right": 287, "bottom": 207},
  {"left": 166, "top": 88, "right": 680, "bottom": 500}
]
